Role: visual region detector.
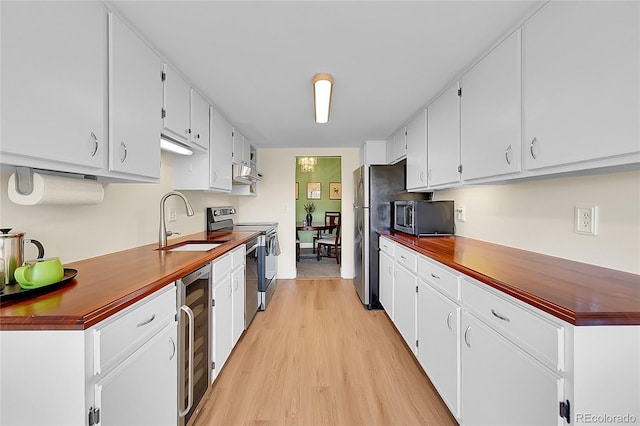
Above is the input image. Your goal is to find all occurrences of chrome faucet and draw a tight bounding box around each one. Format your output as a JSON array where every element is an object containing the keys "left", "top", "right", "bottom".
[{"left": 159, "top": 191, "right": 195, "bottom": 248}]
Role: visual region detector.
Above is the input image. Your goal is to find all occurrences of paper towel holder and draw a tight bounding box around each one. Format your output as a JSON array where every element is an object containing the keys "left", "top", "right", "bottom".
[{"left": 14, "top": 167, "right": 34, "bottom": 196}]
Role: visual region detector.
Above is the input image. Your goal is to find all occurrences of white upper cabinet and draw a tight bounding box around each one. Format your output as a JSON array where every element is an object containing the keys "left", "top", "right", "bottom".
[
  {"left": 387, "top": 126, "right": 407, "bottom": 164},
  {"left": 427, "top": 83, "right": 461, "bottom": 187},
  {"left": 162, "top": 64, "right": 191, "bottom": 144},
  {"left": 405, "top": 109, "right": 428, "bottom": 191},
  {"left": 190, "top": 89, "right": 210, "bottom": 151},
  {"left": 108, "top": 12, "right": 162, "bottom": 180},
  {"left": 210, "top": 110, "right": 233, "bottom": 192},
  {"left": 460, "top": 30, "right": 521, "bottom": 181},
  {"left": 1, "top": 1, "right": 106, "bottom": 170},
  {"left": 523, "top": 1, "right": 640, "bottom": 171}
]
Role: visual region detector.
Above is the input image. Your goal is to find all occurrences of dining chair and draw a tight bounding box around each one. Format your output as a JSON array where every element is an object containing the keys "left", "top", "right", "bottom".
[
  {"left": 313, "top": 211, "right": 341, "bottom": 253},
  {"left": 316, "top": 222, "right": 341, "bottom": 264}
]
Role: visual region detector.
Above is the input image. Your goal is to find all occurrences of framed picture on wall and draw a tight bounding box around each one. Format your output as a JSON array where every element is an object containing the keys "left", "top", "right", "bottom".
[
  {"left": 295, "top": 182, "right": 299, "bottom": 200},
  {"left": 307, "top": 182, "right": 321, "bottom": 199},
  {"left": 329, "top": 182, "right": 342, "bottom": 200}
]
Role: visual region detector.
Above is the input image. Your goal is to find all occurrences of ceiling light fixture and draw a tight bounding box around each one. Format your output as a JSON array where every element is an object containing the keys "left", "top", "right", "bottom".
[
  {"left": 160, "top": 136, "right": 193, "bottom": 156},
  {"left": 312, "top": 73, "right": 334, "bottom": 124}
]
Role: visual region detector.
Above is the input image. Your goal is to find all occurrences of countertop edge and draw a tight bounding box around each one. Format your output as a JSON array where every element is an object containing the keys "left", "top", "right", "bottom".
[{"left": 380, "top": 232, "right": 640, "bottom": 326}]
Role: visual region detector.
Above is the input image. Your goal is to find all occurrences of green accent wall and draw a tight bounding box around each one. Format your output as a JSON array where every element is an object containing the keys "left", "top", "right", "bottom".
[{"left": 296, "top": 156, "right": 341, "bottom": 244}]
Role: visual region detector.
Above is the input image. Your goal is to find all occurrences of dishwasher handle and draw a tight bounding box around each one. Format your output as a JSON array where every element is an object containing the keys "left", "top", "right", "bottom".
[{"left": 178, "top": 305, "right": 194, "bottom": 417}]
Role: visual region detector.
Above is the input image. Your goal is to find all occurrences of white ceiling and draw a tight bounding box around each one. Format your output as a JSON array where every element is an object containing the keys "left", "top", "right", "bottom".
[{"left": 107, "top": 1, "right": 541, "bottom": 149}]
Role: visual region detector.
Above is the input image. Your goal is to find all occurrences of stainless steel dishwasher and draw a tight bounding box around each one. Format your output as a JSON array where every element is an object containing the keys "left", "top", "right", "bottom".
[{"left": 177, "top": 263, "right": 211, "bottom": 426}]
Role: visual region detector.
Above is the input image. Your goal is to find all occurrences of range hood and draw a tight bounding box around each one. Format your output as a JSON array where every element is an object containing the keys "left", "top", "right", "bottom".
[{"left": 233, "top": 163, "right": 263, "bottom": 184}]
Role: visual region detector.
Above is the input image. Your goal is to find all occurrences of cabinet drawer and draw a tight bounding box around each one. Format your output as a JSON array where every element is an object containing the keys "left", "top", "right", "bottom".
[
  {"left": 94, "top": 284, "right": 176, "bottom": 375},
  {"left": 417, "top": 256, "right": 460, "bottom": 301},
  {"left": 395, "top": 245, "right": 417, "bottom": 272},
  {"left": 379, "top": 237, "right": 395, "bottom": 256},
  {"left": 212, "top": 252, "right": 232, "bottom": 282},
  {"left": 462, "top": 278, "right": 563, "bottom": 372},
  {"left": 232, "top": 245, "right": 245, "bottom": 269}
]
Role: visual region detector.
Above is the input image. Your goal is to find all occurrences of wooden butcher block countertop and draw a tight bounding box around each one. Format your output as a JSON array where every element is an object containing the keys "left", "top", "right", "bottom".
[
  {"left": 381, "top": 233, "right": 640, "bottom": 326},
  {"left": 0, "top": 230, "right": 258, "bottom": 331}
]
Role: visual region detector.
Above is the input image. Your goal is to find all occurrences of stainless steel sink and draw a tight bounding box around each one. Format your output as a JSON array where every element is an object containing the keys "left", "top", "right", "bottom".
[{"left": 166, "top": 243, "right": 222, "bottom": 252}]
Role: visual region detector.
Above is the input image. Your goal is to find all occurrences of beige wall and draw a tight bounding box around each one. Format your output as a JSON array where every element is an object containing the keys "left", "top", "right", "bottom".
[
  {"left": 436, "top": 170, "right": 640, "bottom": 274},
  {"left": 237, "top": 148, "right": 360, "bottom": 279},
  {"left": 0, "top": 152, "right": 235, "bottom": 263}
]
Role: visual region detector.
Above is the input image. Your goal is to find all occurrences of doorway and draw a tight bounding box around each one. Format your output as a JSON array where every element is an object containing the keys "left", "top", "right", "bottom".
[{"left": 295, "top": 156, "right": 341, "bottom": 278}]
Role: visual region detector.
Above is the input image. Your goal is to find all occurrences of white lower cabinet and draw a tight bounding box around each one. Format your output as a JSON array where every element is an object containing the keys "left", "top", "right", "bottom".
[
  {"left": 393, "top": 263, "right": 417, "bottom": 353},
  {"left": 211, "top": 245, "right": 246, "bottom": 381},
  {"left": 460, "top": 311, "right": 562, "bottom": 426},
  {"left": 93, "top": 322, "right": 177, "bottom": 426},
  {"left": 378, "top": 249, "right": 394, "bottom": 319},
  {"left": 417, "top": 280, "right": 460, "bottom": 418}
]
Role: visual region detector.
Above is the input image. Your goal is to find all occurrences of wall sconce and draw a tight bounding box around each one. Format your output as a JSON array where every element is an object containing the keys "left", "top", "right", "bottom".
[
  {"left": 298, "top": 157, "right": 317, "bottom": 173},
  {"left": 312, "top": 73, "right": 333, "bottom": 124}
]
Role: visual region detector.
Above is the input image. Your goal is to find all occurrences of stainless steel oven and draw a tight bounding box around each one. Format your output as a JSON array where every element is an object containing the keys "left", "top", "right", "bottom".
[
  {"left": 245, "top": 236, "right": 260, "bottom": 328},
  {"left": 177, "top": 263, "right": 211, "bottom": 426}
]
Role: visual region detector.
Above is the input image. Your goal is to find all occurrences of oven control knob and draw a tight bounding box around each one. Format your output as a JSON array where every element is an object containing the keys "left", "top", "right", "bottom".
[
  {"left": 230, "top": 208, "right": 236, "bottom": 214},
  {"left": 213, "top": 210, "right": 220, "bottom": 216}
]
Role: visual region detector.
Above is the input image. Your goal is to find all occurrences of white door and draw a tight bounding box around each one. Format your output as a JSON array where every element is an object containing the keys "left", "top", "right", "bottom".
[
  {"left": 231, "top": 265, "right": 246, "bottom": 346},
  {"left": 379, "top": 251, "right": 394, "bottom": 319},
  {"left": 417, "top": 281, "right": 459, "bottom": 417},
  {"left": 108, "top": 12, "right": 162, "bottom": 179},
  {"left": 162, "top": 64, "right": 191, "bottom": 143},
  {"left": 93, "top": 323, "right": 177, "bottom": 426},
  {"left": 209, "top": 109, "right": 233, "bottom": 191},
  {"left": 461, "top": 31, "right": 521, "bottom": 181},
  {"left": 212, "top": 275, "right": 233, "bottom": 379},
  {"left": 1, "top": 1, "right": 106, "bottom": 169},
  {"left": 460, "top": 312, "right": 563, "bottom": 426},
  {"left": 523, "top": 1, "right": 639, "bottom": 170},
  {"left": 190, "top": 89, "right": 210, "bottom": 151},
  {"left": 393, "top": 264, "right": 417, "bottom": 353},
  {"left": 428, "top": 83, "right": 461, "bottom": 187},
  {"left": 405, "top": 109, "right": 428, "bottom": 190}
]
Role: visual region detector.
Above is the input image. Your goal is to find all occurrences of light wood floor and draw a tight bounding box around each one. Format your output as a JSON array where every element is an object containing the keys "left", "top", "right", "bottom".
[{"left": 193, "top": 278, "right": 458, "bottom": 426}]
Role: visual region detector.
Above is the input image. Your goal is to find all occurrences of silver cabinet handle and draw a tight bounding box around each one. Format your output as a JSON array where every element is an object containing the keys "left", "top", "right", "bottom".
[
  {"left": 530, "top": 137, "right": 537, "bottom": 159},
  {"left": 400, "top": 255, "right": 407, "bottom": 260},
  {"left": 136, "top": 314, "right": 155, "bottom": 328},
  {"left": 430, "top": 273, "right": 440, "bottom": 280},
  {"left": 169, "top": 336, "right": 176, "bottom": 361},
  {"left": 186, "top": 128, "right": 191, "bottom": 135},
  {"left": 120, "top": 141, "right": 128, "bottom": 163},
  {"left": 505, "top": 145, "right": 512, "bottom": 165},
  {"left": 446, "top": 312, "right": 453, "bottom": 331},
  {"left": 90, "top": 132, "right": 99, "bottom": 157},
  {"left": 179, "top": 305, "right": 194, "bottom": 417},
  {"left": 196, "top": 133, "right": 200, "bottom": 139},
  {"left": 464, "top": 326, "right": 471, "bottom": 348},
  {"left": 420, "top": 171, "right": 425, "bottom": 182},
  {"left": 212, "top": 171, "right": 217, "bottom": 183},
  {"left": 491, "top": 308, "right": 510, "bottom": 322},
  {"left": 234, "top": 277, "right": 238, "bottom": 291}
]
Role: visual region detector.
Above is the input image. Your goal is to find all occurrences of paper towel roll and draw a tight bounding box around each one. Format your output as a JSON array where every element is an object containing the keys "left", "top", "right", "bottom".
[{"left": 8, "top": 172, "right": 104, "bottom": 205}]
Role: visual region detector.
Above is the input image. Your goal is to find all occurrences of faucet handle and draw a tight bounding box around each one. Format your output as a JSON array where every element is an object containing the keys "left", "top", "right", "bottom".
[{"left": 166, "top": 231, "right": 181, "bottom": 237}]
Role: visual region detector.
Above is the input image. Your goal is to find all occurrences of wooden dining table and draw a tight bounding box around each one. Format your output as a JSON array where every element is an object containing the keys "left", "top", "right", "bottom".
[{"left": 296, "top": 222, "right": 338, "bottom": 256}]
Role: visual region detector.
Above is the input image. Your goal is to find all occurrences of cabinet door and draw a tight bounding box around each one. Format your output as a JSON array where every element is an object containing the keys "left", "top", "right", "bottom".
[
  {"left": 109, "top": 12, "right": 162, "bottom": 180},
  {"left": 460, "top": 312, "right": 563, "bottom": 426},
  {"left": 393, "top": 126, "right": 407, "bottom": 163},
  {"left": 386, "top": 134, "right": 395, "bottom": 164},
  {"left": 93, "top": 322, "right": 177, "bottom": 426},
  {"left": 162, "top": 64, "right": 191, "bottom": 143},
  {"left": 417, "top": 281, "right": 459, "bottom": 418},
  {"left": 232, "top": 129, "right": 245, "bottom": 165},
  {"left": 523, "top": 1, "right": 639, "bottom": 170},
  {"left": 379, "top": 251, "right": 394, "bottom": 319},
  {"left": 212, "top": 275, "right": 233, "bottom": 379},
  {"left": 231, "top": 265, "right": 245, "bottom": 346},
  {"left": 461, "top": 31, "right": 521, "bottom": 181},
  {"left": 406, "top": 109, "right": 428, "bottom": 190},
  {"left": 1, "top": 1, "right": 106, "bottom": 169},
  {"left": 210, "top": 109, "right": 233, "bottom": 191},
  {"left": 393, "top": 264, "right": 417, "bottom": 353},
  {"left": 190, "top": 89, "right": 210, "bottom": 151},
  {"left": 428, "top": 84, "right": 461, "bottom": 187}
]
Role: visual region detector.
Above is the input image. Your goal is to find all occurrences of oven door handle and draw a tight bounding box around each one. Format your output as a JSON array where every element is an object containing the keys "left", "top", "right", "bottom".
[{"left": 179, "top": 305, "right": 195, "bottom": 417}]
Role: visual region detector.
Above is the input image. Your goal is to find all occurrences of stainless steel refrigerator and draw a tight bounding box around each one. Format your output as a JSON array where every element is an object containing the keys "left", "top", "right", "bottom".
[{"left": 353, "top": 162, "right": 410, "bottom": 309}]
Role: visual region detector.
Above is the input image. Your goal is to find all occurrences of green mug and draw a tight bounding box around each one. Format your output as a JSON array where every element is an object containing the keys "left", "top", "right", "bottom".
[{"left": 14, "top": 257, "right": 64, "bottom": 289}]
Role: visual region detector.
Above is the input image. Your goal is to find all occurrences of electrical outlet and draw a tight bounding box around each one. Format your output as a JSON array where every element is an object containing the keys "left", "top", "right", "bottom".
[
  {"left": 168, "top": 207, "right": 177, "bottom": 223},
  {"left": 456, "top": 206, "right": 466, "bottom": 222},
  {"left": 575, "top": 205, "right": 597, "bottom": 235}
]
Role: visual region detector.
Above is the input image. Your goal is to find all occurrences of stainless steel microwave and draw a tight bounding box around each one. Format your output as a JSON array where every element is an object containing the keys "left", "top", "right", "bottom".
[{"left": 392, "top": 200, "right": 455, "bottom": 236}]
